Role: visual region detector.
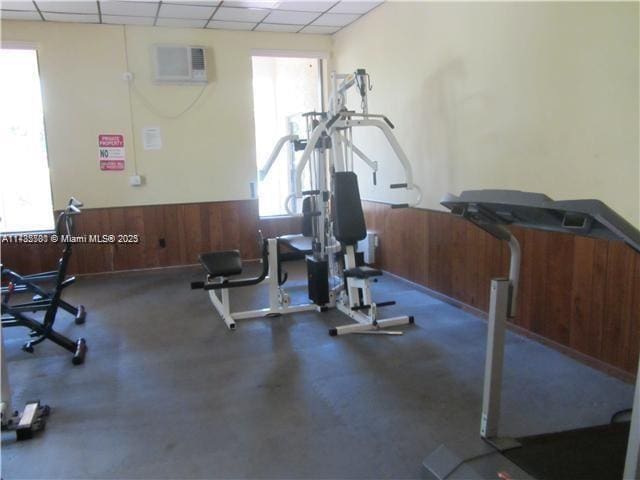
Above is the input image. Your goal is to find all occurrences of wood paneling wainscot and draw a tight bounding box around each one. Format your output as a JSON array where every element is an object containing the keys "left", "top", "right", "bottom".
[
  {"left": 362, "top": 200, "right": 640, "bottom": 376},
  {"left": 1, "top": 200, "right": 301, "bottom": 275}
]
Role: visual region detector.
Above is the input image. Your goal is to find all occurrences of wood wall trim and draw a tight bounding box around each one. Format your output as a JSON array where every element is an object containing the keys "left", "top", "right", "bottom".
[
  {"left": 384, "top": 270, "right": 635, "bottom": 383},
  {"left": 362, "top": 201, "right": 640, "bottom": 375},
  {"left": 0, "top": 200, "right": 302, "bottom": 276}
]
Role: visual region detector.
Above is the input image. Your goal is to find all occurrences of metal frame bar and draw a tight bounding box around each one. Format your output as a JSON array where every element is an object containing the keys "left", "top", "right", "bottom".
[
  {"left": 480, "top": 279, "right": 510, "bottom": 440},
  {"left": 479, "top": 234, "right": 524, "bottom": 450},
  {"left": 330, "top": 245, "right": 411, "bottom": 336},
  {"left": 1, "top": 326, "right": 12, "bottom": 428},
  {"left": 624, "top": 354, "right": 640, "bottom": 479},
  {"left": 204, "top": 238, "right": 318, "bottom": 330}
]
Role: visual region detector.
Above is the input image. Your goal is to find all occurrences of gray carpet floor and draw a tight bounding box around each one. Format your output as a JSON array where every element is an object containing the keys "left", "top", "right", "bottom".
[{"left": 1, "top": 262, "right": 634, "bottom": 479}]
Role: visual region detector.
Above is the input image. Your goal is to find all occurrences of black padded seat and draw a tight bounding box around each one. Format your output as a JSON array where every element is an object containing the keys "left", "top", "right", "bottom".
[
  {"left": 199, "top": 250, "right": 242, "bottom": 277},
  {"left": 279, "top": 234, "right": 313, "bottom": 254},
  {"left": 344, "top": 266, "right": 383, "bottom": 279},
  {"left": 333, "top": 172, "right": 367, "bottom": 246}
]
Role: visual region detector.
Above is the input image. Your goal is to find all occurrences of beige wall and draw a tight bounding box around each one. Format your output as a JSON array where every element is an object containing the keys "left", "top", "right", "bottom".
[
  {"left": 333, "top": 2, "right": 639, "bottom": 226},
  {"left": 0, "top": 21, "right": 331, "bottom": 209}
]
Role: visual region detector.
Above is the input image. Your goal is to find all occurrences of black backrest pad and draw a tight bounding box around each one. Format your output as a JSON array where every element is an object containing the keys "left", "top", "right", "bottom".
[
  {"left": 302, "top": 196, "right": 313, "bottom": 237},
  {"left": 333, "top": 171, "right": 367, "bottom": 245}
]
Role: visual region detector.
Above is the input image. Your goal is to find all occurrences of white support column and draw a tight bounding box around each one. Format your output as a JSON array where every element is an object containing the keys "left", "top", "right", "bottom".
[
  {"left": 623, "top": 352, "right": 640, "bottom": 479},
  {"left": 344, "top": 246, "right": 360, "bottom": 308},
  {"left": 208, "top": 287, "right": 235, "bottom": 330},
  {"left": 267, "top": 239, "right": 279, "bottom": 312},
  {"left": 480, "top": 278, "right": 510, "bottom": 440}
]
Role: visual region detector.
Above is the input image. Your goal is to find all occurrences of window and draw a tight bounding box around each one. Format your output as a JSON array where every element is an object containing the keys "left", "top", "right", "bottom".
[
  {"left": 0, "top": 48, "right": 54, "bottom": 233},
  {"left": 251, "top": 55, "right": 322, "bottom": 217}
]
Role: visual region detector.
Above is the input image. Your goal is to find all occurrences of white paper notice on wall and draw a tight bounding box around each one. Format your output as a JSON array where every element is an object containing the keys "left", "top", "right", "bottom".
[{"left": 142, "top": 127, "right": 162, "bottom": 150}]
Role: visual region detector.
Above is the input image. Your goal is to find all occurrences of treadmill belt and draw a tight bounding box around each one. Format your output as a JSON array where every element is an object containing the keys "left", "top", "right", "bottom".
[{"left": 503, "top": 422, "right": 629, "bottom": 480}]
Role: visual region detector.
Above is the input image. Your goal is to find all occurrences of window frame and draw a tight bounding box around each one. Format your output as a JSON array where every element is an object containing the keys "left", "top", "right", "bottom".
[
  {"left": 250, "top": 50, "right": 327, "bottom": 219},
  {"left": 0, "top": 43, "right": 56, "bottom": 235}
]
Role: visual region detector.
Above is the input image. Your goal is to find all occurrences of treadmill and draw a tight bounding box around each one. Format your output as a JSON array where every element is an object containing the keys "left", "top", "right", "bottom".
[{"left": 423, "top": 190, "right": 640, "bottom": 480}]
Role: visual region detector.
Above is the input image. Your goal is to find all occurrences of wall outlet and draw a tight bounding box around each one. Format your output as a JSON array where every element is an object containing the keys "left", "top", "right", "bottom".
[
  {"left": 122, "top": 71, "right": 134, "bottom": 82},
  {"left": 129, "top": 175, "right": 143, "bottom": 186}
]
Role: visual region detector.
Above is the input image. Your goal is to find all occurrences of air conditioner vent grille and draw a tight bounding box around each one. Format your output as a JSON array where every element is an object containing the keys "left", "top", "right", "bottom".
[{"left": 191, "top": 48, "right": 205, "bottom": 71}]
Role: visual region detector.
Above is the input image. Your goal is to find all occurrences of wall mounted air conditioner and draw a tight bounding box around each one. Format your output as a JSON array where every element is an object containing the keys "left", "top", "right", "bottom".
[{"left": 153, "top": 45, "right": 208, "bottom": 84}]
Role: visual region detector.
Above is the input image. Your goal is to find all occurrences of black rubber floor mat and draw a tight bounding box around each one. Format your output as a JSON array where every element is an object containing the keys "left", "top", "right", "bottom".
[{"left": 504, "top": 422, "right": 630, "bottom": 480}]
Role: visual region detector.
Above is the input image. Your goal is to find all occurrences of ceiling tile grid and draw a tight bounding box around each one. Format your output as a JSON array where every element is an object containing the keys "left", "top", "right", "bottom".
[
  {"left": 0, "top": 0, "right": 383, "bottom": 34},
  {"left": 38, "top": 0, "right": 98, "bottom": 13},
  {"left": 158, "top": 3, "right": 216, "bottom": 19},
  {"left": 101, "top": 2, "right": 159, "bottom": 17},
  {"left": 206, "top": 19, "right": 253, "bottom": 30},
  {"left": 254, "top": 22, "right": 301, "bottom": 32},
  {"left": 102, "top": 13, "right": 155, "bottom": 24}
]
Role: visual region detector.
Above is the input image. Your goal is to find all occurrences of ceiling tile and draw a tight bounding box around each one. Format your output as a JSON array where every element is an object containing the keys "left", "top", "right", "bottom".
[
  {"left": 159, "top": 3, "right": 215, "bottom": 19},
  {"left": 101, "top": 14, "right": 155, "bottom": 25},
  {"left": 213, "top": 6, "right": 268, "bottom": 22},
  {"left": 0, "top": 9, "right": 41, "bottom": 19},
  {"left": 224, "top": 1, "right": 278, "bottom": 8},
  {"left": 42, "top": 11, "right": 99, "bottom": 22},
  {"left": 206, "top": 19, "right": 255, "bottom": 30},
  {"left": 300, "top": 24, "right": 338, "bottom": 34},
  {"left": 37, "top": 1, "right": 98, "bottom": 14},
  {"left": 254, "top": 22, "right": 302, "bottom": 32},
  {"left": 262, "top": 10, "right": 317, "bottom": 24},
  {"left": 179, "top": 1, "right": 219, "bottom": 5},
  {"left": 274, "top": 1, "right": 334, "bottom": 12},
  {"left": 1, "top": 1, "right": 37, "bottom": 11},
  {"left": 311, "top": 12, "right": 357, "bottom": 26},
  {"left": 100, "top": 1, "right": 158, "bottom": 17},
  {"left": 155, "top": 16, "right": 207, "bottom": 27},
  {"left": 328, "top": 1, "right": 380, "bottom": 14}
]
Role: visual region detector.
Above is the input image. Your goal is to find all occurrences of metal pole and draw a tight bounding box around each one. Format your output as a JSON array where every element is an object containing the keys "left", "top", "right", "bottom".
[
  {"left": 623, "top": 351, "right": 640, "bottom": 479},
  {"left": 267, "top": 239, "right": 279, "bottom": 311},
  {"left": 481, "top": 233, "right": 521, "bottom": 441},
  {"left": 507, "top": 235, "right": 521, "bottom": 318},
  {"left": 480, "top": 278, "right": 510, "bottom": 439},
  {"left": 1, "top": 326, "right": 12, "bottom": 428}
]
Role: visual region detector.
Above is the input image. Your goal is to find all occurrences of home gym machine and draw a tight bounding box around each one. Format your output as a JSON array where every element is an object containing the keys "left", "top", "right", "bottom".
[
  {"left": 193, "top": 69, "right": 420, "bottom": 335},
  {"left": 423, "top": 190, "right": 640, "bottom": 480},
  {"left": 1, "top": 198, "right": 88, "bottom": 440},
  {"left": 190, "top": 235, "right": 320, "bottom": 330}
]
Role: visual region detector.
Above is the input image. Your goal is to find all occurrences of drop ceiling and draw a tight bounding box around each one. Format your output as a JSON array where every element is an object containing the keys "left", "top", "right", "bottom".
[{"left": 0, "top": 0, "right": 382, "bottom": 34}]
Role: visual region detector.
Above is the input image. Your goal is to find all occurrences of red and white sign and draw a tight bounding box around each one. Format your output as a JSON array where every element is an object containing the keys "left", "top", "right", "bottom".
[{"left": 98, "top": 134, "right": 125, "bottom": 171}]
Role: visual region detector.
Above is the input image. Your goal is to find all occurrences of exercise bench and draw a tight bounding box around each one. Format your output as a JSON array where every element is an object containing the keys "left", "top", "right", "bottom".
[{"left": 191, "top": 237, "right": 319, "bottom": 329}]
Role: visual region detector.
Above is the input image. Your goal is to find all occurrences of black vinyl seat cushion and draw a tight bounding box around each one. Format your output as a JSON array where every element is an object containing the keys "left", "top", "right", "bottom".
[
  {"left": 199, "top": 250, "right": 242, "bottom": 277},
  {"left": 279, "top": 234, "right": 313, "bottom": 254},
  {"left": 333, "top": 172, "right": 367, "bottom": 245},
  {"left": 344, "top": 266, "right": 383, "bottom": 279}
]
